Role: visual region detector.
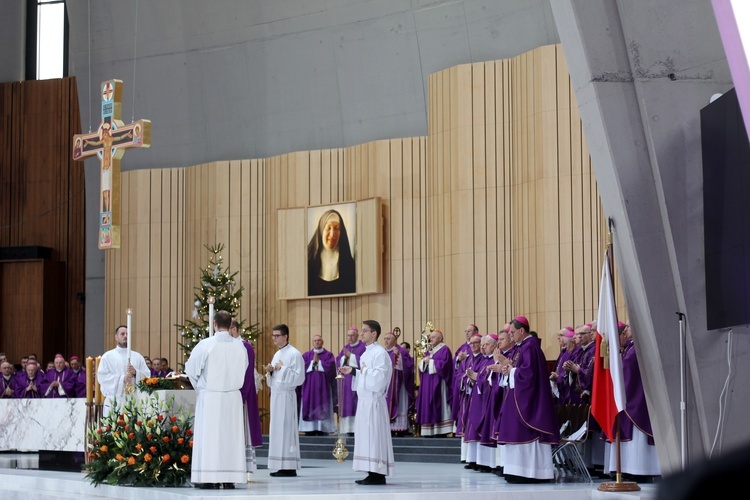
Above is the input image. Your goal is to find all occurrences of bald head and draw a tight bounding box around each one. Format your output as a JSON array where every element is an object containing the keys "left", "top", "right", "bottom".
[
  {"left": 383, "top": 332, "right": 397, "bottom": 349},
  {"left": 312, "top": 335, "right": 324, "bottom": 349}
]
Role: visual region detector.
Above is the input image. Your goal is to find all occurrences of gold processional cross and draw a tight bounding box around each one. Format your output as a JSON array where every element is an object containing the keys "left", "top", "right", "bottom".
[{"left": 72, "top": 80, "right": 151, "bottom": 249}]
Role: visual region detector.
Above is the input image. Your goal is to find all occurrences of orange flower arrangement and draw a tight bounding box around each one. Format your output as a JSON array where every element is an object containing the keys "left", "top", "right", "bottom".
[{"left": 84, "top": 395, "right": 193, "bottom": 487}]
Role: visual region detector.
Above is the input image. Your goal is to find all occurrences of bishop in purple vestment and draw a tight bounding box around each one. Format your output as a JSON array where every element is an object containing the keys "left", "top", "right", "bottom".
[
  {"left": 69, "top": 356, "right": 87, "bottom": 398},
  {"left": 336, "top": 326, "right": 366, "bottom": 433},
  {"left": 1, "top": 361, "right": 17, "bottom": 398},
  {"left": 454, "top": 335, "right": 483, "bottom": 438},
  {"left": 15, "top": 361, "right": 49, "bottom": 399},
  {"left": 496, "top": 316, "right": 560, "bottom": 483},
  {"left": 383, "top": 331, "right": 415, "bottom": 433},
  {"left": 45, "top": 354, "right": 77, "bottom": 398},
  {"left": 415, "top": 329, "right": 454, "bottom": 436},
  {"left": 299, "top": 335, "right": 337, "bottom": 434},
  {"left": 451, "top": 324, "right": 479, "bottom": 425}
]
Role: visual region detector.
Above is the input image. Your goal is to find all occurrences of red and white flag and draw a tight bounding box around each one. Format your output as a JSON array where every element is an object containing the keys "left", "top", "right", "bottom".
[{"left": 591, "top": 248, "right": 627, "bottom": 441}]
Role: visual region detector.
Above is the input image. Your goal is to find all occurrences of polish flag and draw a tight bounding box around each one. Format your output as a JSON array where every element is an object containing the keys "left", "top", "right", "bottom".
[{"left": 591, "top": 248, "right": 627, "bottom": 441}]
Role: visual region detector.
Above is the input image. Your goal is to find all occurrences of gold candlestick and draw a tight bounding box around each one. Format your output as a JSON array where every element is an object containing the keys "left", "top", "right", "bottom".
[{"left": 332, "top": 369, "right": 349, "bottom": 461}]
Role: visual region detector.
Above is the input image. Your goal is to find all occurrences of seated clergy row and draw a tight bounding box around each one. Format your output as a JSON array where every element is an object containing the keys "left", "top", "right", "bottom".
[
  {"left": 0, "top": 352, "right": 174, "bottom": 399},
  {"left": 1, "top": 354, "right": 85, "bottom": 399}
]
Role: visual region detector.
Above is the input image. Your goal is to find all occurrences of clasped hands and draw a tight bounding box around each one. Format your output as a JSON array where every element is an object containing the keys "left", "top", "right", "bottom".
[
  {"left": 562, "top": 360, "right": 579, "bottom": 373},
  {"left": 485, "top": 348, "right": 512, "bottom": 375}
]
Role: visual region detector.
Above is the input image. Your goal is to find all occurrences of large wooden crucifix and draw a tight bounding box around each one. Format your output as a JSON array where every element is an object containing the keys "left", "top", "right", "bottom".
[{"left": 72, "top": 79, "right": 151, "bottom": 249}]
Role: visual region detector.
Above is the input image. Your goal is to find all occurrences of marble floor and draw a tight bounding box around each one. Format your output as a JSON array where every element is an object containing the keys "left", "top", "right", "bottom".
[{"left": 0, "top": 453, "right": 659, "bottom": 500}]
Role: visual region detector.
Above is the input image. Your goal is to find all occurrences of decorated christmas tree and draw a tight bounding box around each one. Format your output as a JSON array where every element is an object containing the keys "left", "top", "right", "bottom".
[{"left": 176, "top": 243, "right": 260, "bottom": 368}]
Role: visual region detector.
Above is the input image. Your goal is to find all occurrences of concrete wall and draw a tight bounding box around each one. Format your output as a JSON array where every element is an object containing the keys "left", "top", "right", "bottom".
[{"left": 552, "top": 0, "right": 750, "bottom": 473}]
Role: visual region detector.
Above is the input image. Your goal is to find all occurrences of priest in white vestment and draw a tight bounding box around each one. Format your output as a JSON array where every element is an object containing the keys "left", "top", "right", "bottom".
[
  {"left": 185, "top": 310, "right": 248, "bottom": 490},
  {"left": 265, "top": 323, "right": 306, "bottom": 477},
  {"left": 340, "top": 319, "right": 395, "bottom": 485},
  {"left": 97, "top": 324, "right": 150, "bottom": 416}
]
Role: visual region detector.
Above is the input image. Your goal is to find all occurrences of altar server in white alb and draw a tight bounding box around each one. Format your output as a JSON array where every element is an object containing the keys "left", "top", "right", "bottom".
[
  {"left": 97, "top": 324, "right": 150, "bottom": 415},
  {"left": 265, "top": 323, "right": 306, "bottom": 477},
  {"left": 340, "top": 319, "right": 395, "bottom": 485},
  {"left": 185, "top": 310, "right": 248, "bottom": 490}
]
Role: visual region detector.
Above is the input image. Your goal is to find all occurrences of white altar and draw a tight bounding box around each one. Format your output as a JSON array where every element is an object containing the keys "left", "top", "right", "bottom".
[{"left": 0, "top": 390, "right": 195, "bottom": 453}]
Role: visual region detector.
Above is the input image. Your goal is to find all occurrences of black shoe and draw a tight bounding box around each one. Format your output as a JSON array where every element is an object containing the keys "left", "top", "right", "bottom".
[
  {"left": 222, "top": 483, "right": 235, "bottom": 489},
  {"left": 505, "top": 474, "right": 549, "bottom": 484},
  {"left": 195, "top": 483, "right": 219, "bottom": 489},
  {"left": 478, "top": 465, "right": 492, "bottom": 473},
  {"left": 464, "top": 462, "right": 477, "bottom": 470},
  {"left": 492, "top": 466, "right": 504, "bottom": 477},
  {"left": 355, "top": 473, "right": 386, "bottom": 485},
  {"left": 270, "top": 469, "right": 297, "bottom": 477}
]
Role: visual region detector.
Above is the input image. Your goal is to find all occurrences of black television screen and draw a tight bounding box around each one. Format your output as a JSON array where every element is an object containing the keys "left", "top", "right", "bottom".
[{"left": 701, "top": 88, "right": 750, "bottom": 330}]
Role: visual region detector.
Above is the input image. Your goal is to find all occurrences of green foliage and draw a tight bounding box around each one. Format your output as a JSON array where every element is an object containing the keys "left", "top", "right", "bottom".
[
  {"left": 176, "top": 243, "right": 261, "bottom": 369},
  {"left": 137, "top": 376, "right": 177, "bottom": 395},
  {"left": 83, "top": 394, "right": 194, "bottom": 487}
]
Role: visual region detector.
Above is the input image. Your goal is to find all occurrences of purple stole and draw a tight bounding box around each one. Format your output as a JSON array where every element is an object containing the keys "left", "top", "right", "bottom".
[
  {"left": 239, "top": 340, "right": 263, "bottom": 447},
  {"left": 15, "top": 372, "right": 49, "bottom": 399},
  {"left": 386, "top": 344, "right": 415, "bottom": 421},
  {"left": 1, "top": 375, "right": 16, "bottom": 398},
  {"left": 335, "top": 342, "right": 366, "bottom": 418},
  {"left": 463, "top": 355, "right": 496, "bottom": 444},
  {"left": 566, "top": 346, "right": 584, "bottom": 404},
  {"left": 72, "top": 368, "right": 87, "bottom": 398},
  {"left": 451, "top": 342, "right": 473, "bottom": 421},
  {"left": 46, "top": 367, "right": 77, "bottom": 398},
  {"left": 415, "top": 343, "right": 454, "bottom": 425},
  {"left": 576, "top": 342, "right": 595, "bottom": 400},
  {"left": 455, "top": 352, "right": 483, "bottom": 436},
  {"left": 552, "top": 349, "right": 574, "bottom": 404},
  {"left": 617, "top": 340, "right": 655, "bottom": 444},
  {"left": 300, "top": 348, "right": 336, "bottom": 421},
  {"left": 386, "top": 348, "right": 403, "bottom": 420},
  {"left": 490, "top": 345, "right": 516, "bottom": 440},
  {"left": 496, "top": 336, "right": 560, "bottom": 445}
]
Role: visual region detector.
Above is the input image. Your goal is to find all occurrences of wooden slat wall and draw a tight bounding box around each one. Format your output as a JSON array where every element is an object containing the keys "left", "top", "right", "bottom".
[
  {"left": 0, "top": 77, "right": 85, "bottom": 363},
  {"left": 425, "top": 45, "right": 622, "bottom": 357},
  {"left": 106, "top": 45, "right": 626, "bottom": 427}
]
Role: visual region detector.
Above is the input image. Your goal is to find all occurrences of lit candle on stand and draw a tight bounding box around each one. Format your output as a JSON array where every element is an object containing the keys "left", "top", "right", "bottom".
[
  {"left": 208, "top": 297, "right": 215, "bottom": 336},
  {"left": 126, "top": 308, "right": 133, "bottom": 360}
]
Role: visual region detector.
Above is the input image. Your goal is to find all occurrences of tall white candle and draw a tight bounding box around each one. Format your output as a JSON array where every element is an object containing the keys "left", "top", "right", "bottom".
[
  {"left": 208, "top": 298, "right": 215, "bottom": 336},
  {"left": 126, "top": 308, "right": 133, "bottom": 360}
]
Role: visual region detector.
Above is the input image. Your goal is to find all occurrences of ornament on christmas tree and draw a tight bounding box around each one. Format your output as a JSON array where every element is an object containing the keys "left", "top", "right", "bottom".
[{"left": 176, "top": 243, "right": 261, "bottom": 370}]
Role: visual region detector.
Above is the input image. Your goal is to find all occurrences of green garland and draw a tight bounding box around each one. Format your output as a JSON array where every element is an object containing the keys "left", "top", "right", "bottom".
[
  {"left": 84, "top": 394, "right": 194, "bottom": 487},
  {"left": 136, "top": 376, "right": 177, "bottom": 395}
]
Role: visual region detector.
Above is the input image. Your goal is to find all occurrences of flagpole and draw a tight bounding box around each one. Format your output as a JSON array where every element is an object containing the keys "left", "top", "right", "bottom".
[{"left": 597, "top": 218, "right": 640, "bottom": 492}]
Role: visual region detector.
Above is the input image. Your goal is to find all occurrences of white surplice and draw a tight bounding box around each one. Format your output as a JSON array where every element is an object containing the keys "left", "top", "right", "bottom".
[
  {"left": 352, "top": 342, "right": 395, "bottom": 476},
  {"left": 186, "top": 330, "right": 248, "bottom": 485},
  {"left": 96, "top": 346, "right": 150, "bottom": 415},
  {"left": 266, "top": 343, "right": 305, "bottom": 471}
]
